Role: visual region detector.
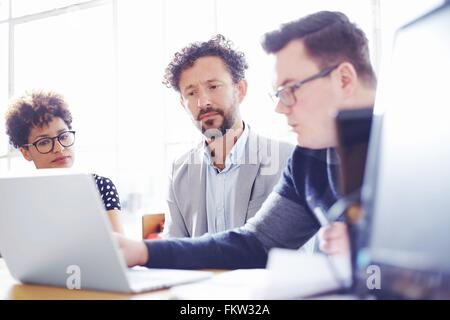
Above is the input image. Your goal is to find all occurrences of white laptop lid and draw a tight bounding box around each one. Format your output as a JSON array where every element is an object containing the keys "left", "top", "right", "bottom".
[{"left": 0, "top": 170, "right": 131, "bottom": 292}]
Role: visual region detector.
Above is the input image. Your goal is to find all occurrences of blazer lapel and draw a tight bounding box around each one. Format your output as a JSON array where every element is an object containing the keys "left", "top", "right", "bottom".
[
  {"left": 187, "top": 145, "right": 208, "bottom": 236},
  {"left": 230, "top": 130, "right": 261, "bottom": 228}
]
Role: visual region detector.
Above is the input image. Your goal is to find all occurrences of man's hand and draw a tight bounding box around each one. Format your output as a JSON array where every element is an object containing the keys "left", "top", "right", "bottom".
[
  {"left": 114, "top": 233, "right": 149, "bottom": 267},
  {"left": 318, "top": 222, "right": 350, "bottom": 256}
]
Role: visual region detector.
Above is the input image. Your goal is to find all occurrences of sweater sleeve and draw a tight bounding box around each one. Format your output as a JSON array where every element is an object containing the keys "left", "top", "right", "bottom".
[
  {"left": 142, "top": 147, "right": 321, "bottom": 270},
  {"left": 144, "top": 229, "right": 268, "bottom": 269},
  {"left": 143, "top": 191, "right": 319, "bottom": 270}
]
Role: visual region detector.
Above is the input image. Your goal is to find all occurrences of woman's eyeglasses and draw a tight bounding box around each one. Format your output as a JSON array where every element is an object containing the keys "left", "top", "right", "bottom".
[{"left": 22, "top": 130, "right": 76, "bottom": 154}]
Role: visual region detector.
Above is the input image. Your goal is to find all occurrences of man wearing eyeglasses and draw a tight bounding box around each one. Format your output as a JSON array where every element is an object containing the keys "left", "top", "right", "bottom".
[{"left": 117, "top": 11, "right": 377, "bottom": 270}]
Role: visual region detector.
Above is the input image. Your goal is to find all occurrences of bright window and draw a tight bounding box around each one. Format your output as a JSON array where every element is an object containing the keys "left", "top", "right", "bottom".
[
  {"left": 0, "top": 23, "right": 8, "bottom": 172},
  {"left": 13, "top": 3, "right": 115, "bottom": 172},
  {"left": 0, "top": 0, "right": 9, "bottom": 21},
  {"left": 11, "top": 0, "right": 92, "bottom": 17}
]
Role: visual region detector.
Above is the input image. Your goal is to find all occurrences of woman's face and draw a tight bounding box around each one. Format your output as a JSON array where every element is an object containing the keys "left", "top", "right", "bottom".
[{"left": 20, "top": 117, "right": 75, "bottom": 169}]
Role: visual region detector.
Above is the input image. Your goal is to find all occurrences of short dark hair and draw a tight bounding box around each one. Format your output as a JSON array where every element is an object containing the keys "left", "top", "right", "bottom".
[
  {"left": 5, "top": 90, "right": 73, "bottom": 148},
  {"left": 262, "top": 11, "right": 376, "bottom": 87},
  {"left": 163, "top": 34, "right": 248, "bottom": 92}
]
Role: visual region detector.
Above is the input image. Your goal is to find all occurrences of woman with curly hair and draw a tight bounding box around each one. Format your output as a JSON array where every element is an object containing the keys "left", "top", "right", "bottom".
[{"left": 5, "top": 90, "right": 124, "bottom": 234}]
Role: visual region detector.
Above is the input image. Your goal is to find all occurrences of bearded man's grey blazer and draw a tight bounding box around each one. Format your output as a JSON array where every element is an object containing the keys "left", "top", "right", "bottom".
[{"left": 163, "top": 129, "right": 295, "bottom": 238}]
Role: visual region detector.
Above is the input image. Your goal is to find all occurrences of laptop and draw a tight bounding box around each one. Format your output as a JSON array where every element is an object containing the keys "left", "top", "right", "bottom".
[{"left": 0, "top": 170, "right": 212, "bottom": 293}]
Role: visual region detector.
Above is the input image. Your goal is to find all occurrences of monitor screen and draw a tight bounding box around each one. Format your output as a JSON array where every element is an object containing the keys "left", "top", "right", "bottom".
[{"left": 359, "top": 2, "right": 450, "bottom": 298}]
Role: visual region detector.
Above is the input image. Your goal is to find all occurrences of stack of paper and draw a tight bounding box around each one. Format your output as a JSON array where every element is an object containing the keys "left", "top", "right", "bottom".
[{"left": 169, "top": 249, "right": 351, "bottom": 300}]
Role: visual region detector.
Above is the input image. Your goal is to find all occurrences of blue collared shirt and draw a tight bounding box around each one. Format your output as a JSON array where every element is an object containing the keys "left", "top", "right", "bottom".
[{"left": 203, "top": 123, "right": 250, "bottom": 234}]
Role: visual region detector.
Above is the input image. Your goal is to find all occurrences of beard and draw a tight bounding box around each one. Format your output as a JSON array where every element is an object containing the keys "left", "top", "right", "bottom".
[{"left": 197, "top": 106, "right": 237, "bottom": 138}]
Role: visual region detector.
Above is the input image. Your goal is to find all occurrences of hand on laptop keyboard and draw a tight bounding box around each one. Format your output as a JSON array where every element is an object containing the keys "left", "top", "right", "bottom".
[{"left": 114, "top": 233, "right": 149, "bottom": 267}]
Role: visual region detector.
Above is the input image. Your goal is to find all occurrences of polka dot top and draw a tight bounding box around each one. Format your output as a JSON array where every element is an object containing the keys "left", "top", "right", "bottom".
[{"left": 93, "top": 174, "right": 121, "bottom": 211}]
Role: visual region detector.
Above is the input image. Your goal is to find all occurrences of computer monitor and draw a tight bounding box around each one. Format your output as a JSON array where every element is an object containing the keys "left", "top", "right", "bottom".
[{"left": 357, "top": 2, "right": 450, "bottom": 299}]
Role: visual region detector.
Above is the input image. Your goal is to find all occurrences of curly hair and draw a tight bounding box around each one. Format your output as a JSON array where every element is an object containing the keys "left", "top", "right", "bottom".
[
  {"left": 262, "top": 11, "right": 376, "bottom": 87},
  {"left": 163, "top": 34, "right": 248, "bottom": 92},
  {"left": 5, "top": 90, "right": 73, "bottom": 149}
]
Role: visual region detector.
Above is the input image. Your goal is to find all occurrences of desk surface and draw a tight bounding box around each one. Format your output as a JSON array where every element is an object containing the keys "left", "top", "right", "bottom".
[
  {"left": 0, "top": 258, "right": 195, "bottom": 300},
  {"left": 0, "top": 259, "right": 364, "bottom": 300}
]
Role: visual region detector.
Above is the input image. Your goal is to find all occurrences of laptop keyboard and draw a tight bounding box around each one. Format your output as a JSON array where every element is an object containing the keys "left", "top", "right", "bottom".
[{"left": 126, "top": 268, "right": 212, "bottom": 292}]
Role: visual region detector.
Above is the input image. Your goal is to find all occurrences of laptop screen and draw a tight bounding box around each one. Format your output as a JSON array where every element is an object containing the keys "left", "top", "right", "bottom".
[{"left": 358, "top": 2, "right": 450, "bottom": 298}]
